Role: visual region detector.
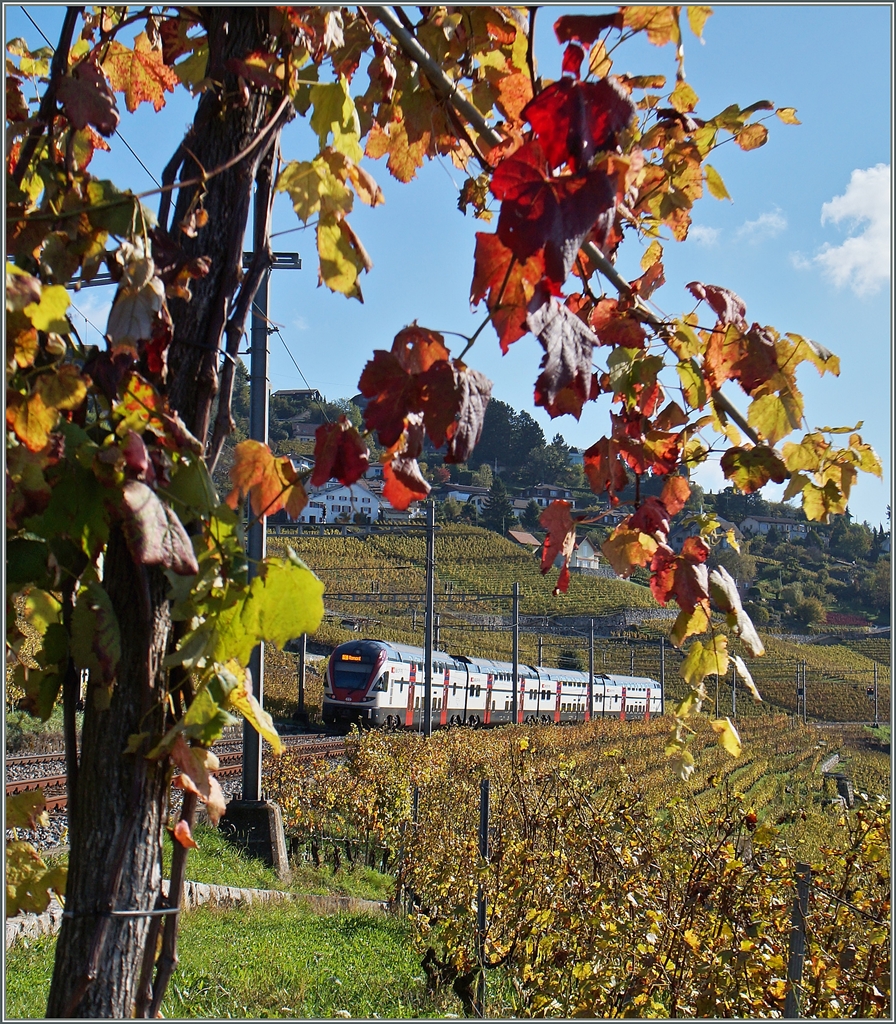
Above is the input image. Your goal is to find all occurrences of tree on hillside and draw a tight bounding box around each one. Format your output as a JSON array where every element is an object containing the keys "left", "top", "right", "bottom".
[
  {"left": 5, "top": 6, "right": 882, "bottom": 1016},
  {"left": 482, "top": 478, "right": 516, "bottom": 535},
  {"left": 521, "top": 499, "right": 544, "bottom": 532}
]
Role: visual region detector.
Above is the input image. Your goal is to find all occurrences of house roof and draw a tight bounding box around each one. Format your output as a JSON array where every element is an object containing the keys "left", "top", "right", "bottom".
[
  {"left": 740, "top": 515, "right": 807, "bottom": 526},
  {"left": 508, "top": 529, "right": 541, "bottom": 547}
]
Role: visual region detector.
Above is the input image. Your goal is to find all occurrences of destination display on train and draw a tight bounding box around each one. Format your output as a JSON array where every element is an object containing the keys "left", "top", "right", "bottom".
[{"left": 341, "top": 654, "right": 363, "bottom": 662}]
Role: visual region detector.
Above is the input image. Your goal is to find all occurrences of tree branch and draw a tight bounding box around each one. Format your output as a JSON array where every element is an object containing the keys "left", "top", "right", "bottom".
[{"left": 11, "top": 7, "right": 83, "bottom": 187}]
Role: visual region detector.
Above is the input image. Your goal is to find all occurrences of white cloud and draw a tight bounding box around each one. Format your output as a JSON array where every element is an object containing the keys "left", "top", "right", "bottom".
[
  {"left": 292, "top": 315, "right": 310, "bottom": 331},
  {"left": 689, "top": 225, "right": 720, "bottom": 246},
  {"left": 812, "top": 164, "right": 890, "bottom": 297},
  {"left": 736, "top": 208, "right": 787, "bottom": 242}
]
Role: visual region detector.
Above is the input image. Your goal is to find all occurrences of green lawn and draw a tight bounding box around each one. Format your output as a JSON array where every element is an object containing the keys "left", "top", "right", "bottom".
[{"left": 5, "top": 903, "right": 463, "bottom": 1019}]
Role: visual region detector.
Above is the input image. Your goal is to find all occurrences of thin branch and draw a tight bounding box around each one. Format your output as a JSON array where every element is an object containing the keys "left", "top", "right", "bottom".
[
  {"left": 11, "top": 7, "right": 82, "bottom": 187},
  {"left": 527, "top": 7, "right": 540, "bottom": 96}
]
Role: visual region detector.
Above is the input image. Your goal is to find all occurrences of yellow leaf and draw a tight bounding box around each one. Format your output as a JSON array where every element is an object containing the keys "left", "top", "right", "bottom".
[
  {"left": 704, "top": 163, "right": 731, "bottom": 201},
  {"left": 680, "top": 636, "right": 728, "bottom": 687},
  {"left": 640, "top": 240, "right": 663, "bottom": 271},
  {"left": 686, "top": 6, "right": 713, "bottom": 39},
  {"left": 588, "top": 40, "right": 612, "bottom": 78},
  {"left": 36, "top": 365, "right": 88, "bottom": 412},
  {"left": 670, "top": 603, "right": 710, "bottom": 648},
  {"left": 776, "top": 107, "right": 801, "bottom": 125},
  {"left": 710, "top": 717, "right": 742, "bottom": 757},
  {"left": 747, "top": 393, "right": 800, "bottom": 445},
  {"left": 735, "top": 124, "right": 768, "bottom": 151},
  {"left": 23, "top": 284, "right": 71, "bottom": 333},
  {"left": 683, "top": 928, "right": 701, "bottom": 951},
  {"left": 228, "top": 674, "right": 283, "bottom": 755},
  {"left": 5, "top": 391, "right": 58, "bottom": 451},
  {"left": 317, "top": 216, "right": 363, "bottom": 300},
  {"left": 669, "top": 81, "right": 698, "bottom": 114}
]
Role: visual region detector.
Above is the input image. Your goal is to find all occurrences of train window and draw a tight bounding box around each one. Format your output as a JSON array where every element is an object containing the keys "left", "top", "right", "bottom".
[{"left": 415, "top": 697, "right": 420, "bottom": 709}]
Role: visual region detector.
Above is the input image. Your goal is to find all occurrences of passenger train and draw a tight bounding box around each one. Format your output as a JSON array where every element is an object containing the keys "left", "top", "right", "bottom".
[{"left": 322, "top": 638, "right": 663, "bottom": 731}]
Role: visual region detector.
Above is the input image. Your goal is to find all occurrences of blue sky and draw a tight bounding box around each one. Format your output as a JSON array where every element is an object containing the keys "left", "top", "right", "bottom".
[{"left": 7, "top": 5, "right": 892, "bottom": 528}]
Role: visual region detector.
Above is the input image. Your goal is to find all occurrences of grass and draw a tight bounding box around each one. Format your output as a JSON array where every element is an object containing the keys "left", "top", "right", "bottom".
[{"left": 4, "top": 903, "right": 464, "bottom": 1019}]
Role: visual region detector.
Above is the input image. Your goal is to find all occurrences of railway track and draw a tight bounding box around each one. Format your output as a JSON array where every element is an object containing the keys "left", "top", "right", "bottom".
[{"left": 5, "top": 735, "right": 347, "bottom": 813}]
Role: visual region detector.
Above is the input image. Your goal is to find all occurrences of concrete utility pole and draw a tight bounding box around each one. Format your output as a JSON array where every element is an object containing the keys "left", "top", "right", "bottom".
[
  {"left": 588, "top": 619, "right": 594, "bottom": 719},
  {"left": 511, "top": 582, "right": 520, "bottom": 723},
  {"left": 423, "top": 500, "right": 436, "bottom": 737}
]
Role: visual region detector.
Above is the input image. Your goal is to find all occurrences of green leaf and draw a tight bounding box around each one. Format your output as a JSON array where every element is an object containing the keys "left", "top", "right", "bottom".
[
  {"left": 704, "top": 163, "right": 731, "bottom": 201},
  {"left": 309, "top": 77, "right": 362, "bottom": 162},
  {"left": 22, "top": 588, "right": 61, "bottom": 632},
  {"left": 164, "top": 453, "right": 218, "bottom": 524},
  {"left": 25, "top": 462, "right": 109, "bottom": 558},
  {"left": 85, "top": 179, "right": 139, "bottom": 236},
  {"left": 6, "top": 539, "right": 51, "bottom": 589},
  {"left": 71, "top": 579, "right": 121, "bottom": 698},
  {"left": 183, "top": 686, "right": 237, "bottom": 745},
  {"left": 245, "top": 556, "right": 325, "bottom": 653},
  {"left": 37, "top": 622, "right": 69, "bottom": 668},
  {"left": 747, "top": 393, "right": 800, "bottom": 445},
  {"left": 23, "top": 284, "right": 70, "bottom": 333},
  {"left": 276, "top": 156, "right": 353, "bottom": 223}
]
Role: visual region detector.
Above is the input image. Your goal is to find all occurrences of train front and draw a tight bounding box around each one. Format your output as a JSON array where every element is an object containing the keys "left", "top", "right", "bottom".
[{"left": 322, "top": 640, "right": 389, "bottom": 729}]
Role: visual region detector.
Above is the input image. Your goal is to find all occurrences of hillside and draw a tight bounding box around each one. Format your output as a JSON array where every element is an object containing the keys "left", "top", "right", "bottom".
[{"left": 264, "top": 525, "right": 890, "bottom": 726}]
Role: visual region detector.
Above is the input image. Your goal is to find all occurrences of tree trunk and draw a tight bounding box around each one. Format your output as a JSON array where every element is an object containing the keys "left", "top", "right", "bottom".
[{"left": 47, "top": 9, "right": 278, "bottom": 1016}]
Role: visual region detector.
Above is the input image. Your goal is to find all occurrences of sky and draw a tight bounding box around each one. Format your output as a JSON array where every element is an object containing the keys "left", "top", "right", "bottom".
[{"left": 6, "top": 4, "right": 893, "bottom": 529}]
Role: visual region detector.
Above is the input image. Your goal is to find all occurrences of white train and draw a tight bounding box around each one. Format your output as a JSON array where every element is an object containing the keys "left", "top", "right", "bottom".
[{"left": 323, "top": 638, "right": 663, "bottom": 731}]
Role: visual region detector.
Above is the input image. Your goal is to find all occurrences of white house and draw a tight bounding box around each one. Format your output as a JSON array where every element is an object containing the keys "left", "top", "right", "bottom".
[
  {"left": 569, "top": 535, "right": 601, "bottom": 572},
  {"left": 296, "top": 479, "right": 381, "bottom": 524},
  {"left": 740, "top": 515, "right": 810, "bottom": 542},
  {"left": 444, "top": 485, "right": 490, "bottom": 513}
]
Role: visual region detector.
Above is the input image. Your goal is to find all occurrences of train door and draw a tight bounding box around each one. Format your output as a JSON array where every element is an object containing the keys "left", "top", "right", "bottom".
[
  {"left": 554, "top": 677, "right": 562, "bottom": 724},
  {"left": 517, "top": 674, "right": 525, "bottom": 725},
  {"left": 440, "top": 667, "right": 450, "bottom": 726},
  {"left": 620, "top": 686, "right": 626, "bottom": 722},
  {"left": 645, "top": 687, "right": 651, "bottom": 722},
  {"left": 584, "top": 674, "right": 592, "bottom": 722},
  {"left": 484, "top": 674, "right": 493, "bottom": 725},
  {"left": 405, "top": 663, "right": 417, "bottom": 727}
]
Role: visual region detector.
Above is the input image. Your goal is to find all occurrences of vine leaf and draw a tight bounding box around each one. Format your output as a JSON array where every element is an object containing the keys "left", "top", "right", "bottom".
[
  {"left": 710, "top": 717, "right": 742, "bottom": 757},
  {"left": 686, "top": 281, "right": 747, "bottom": 327},
  {"left": 720, "top": 444, "right": 787, "bottom": 493},
  {"left": 120, "top": 480, "right": 199, "bottom": 576},
  {"left": 680, "top": 635, "right": 729, "bottom": 688},
  {"left": 527, "top": 293, "right": 600, "bottom": 419},
  {"left": 169, "top": 735, "right": 226, "bottom": 826},
  {"left": 56, "top": 60, "right": 120, "bottom": 135},
  {"left": 226, "top": 667, "right": 283, "bottom": 755},
  {"left": 172, "top": 820, "right": 198, "bottom": 849},
  {"left": 602, "top": 525, "right": 659, "bottom": 578},
  {"left": 708, "top": 566, "right": 764, "bottom": 656},
  {"left": 226, "top": 440, "right": 307, "bottom": 519},
  {"left": 539, "top": 500, "right": 578, "bottom": 594},
  {"left": 311, "top": 417, "right": 369, "bottom": 487},
  {"left": 733, "top": 655, "right": 763, "bottom": 701},
  {"left": 101, "top": 33, "right": 179, "bottom": 113},
  {"left": 6, "top": 790, "right": 49, "bottom": 830},
  {"left": 470, "top": 232, "right": 545, "bottom": 353},
  {"left": 243, "top": 556, "right": 326, "bottom": 656}
]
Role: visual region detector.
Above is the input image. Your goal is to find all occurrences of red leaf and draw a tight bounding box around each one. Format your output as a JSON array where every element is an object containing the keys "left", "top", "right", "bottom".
[
  {"left": 562, "top": 43, "right": 585, "bottom": 79},
  {"left": 528, "top": 293, "right": 599, "bottom": 419},
  {"left": 650, "top": 541, "right": 710, "bottom": 612},
  {"left": 169, "top": 736, "right": 226, "bottom": 826},
  {"left": 521, "top": 77, "right": 635, "bottom": 172},
  {"left": 554, "top": 13, "right": 624, "bottom": 45},
  {"left": 681, "top": 536, "right": 710, "bottom": 563},
  {"left": 583, "top": 436, "right": 628, "bottom": 505},
  {"left": 226, "top": 441, "right": 306, "bottom": 519},
  {"left": 419, "top": 361, "right": 493, "bottom": 464},
  {"left": 311, "top": 417, "right": 369, "bottom": 487},
  {"left": 686, "top": 281, "right": 746, "bottom": 327},
  {"left": 383, "top": 458, "right": 429, "bottom": 510},
  {"left": 630, "top": 261, "right": 665, "bottom": 301},
  {"left": 120, "top": 480, "right": 198, "bottom": 576},
  {"left": 588, "top": 297, "right": 647, "bottom": 348},
  {"left": 122, "top": 430, "right": 151, "bottom": 478},
  {"left": 704, "top": 323, "right": 779, "bottom": 396},
  {"left": 628, "top": 496, "right": 670, "bottom": 540},
  {"left": 56, "top": 60, "right": 120, "bottom": 137},
  {"left": 470, "top": 232, "right": 545, "bottom": 353},
  {"left": 391, "top": 324, "right": 451, "bottom": 374},
  {"left": 358, "top": 350, "right": 420, "bottom": 449},
  {"left": 539, "top": 500, "right": 577, "bottom": 588},
  {"left": 492, "top": 144, "right": 616, "bottom": 282}
]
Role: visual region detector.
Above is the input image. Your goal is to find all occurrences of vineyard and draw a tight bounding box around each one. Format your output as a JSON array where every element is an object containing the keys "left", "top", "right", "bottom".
[
  {"left": 263, "top": 719, "right": 890, "bottom": 1018},
  {"left": 262, "top": 526, "right": 890, "bottom": 725}
]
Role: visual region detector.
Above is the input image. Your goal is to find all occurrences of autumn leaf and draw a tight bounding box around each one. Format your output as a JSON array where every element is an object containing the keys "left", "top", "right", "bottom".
[
  {"left": 708, "top": 565, "right": 764, "bottom": 656},
  {"left": 735, "top": 123, "right": 768, "bottom": 151},
  {"left": 554, "top": 13, "right": 624, "bottom": 45},
  {"left": 602, "top": 525, "right": 658, "bottom": 578},
  {"left": 720, "top": 444, "right": 787, "bottom": 493},
  {"left": 419, "top": 361, "right": 493, "bottom": 464},
  {"left": 6, "top": 391, "right": 59, "bottom": 452},
  {"left": 660, "top": 474, "right": 690, "bottom": 516},
  {"left": 169, "top": 735, "right": 226, "bottom": 825},
  {"left": 583, "top": 436, "right": 628, "bottom": 505},
  {"left": 776, "top": 107, "right": 801, "bottom": 125},
  {"left": 120, "top": 480, "right": 199, "bottom": 576},
  {"left": 311, "top": 416, "right": 369, "bottom": 487},
  {"left": 686, "top": 281, "right": 747, "bottom": 328},
  {"left": 704, "top": 163, "right": 731, "bottom": 201},
  {"left": 226, "top": 440, "right": 307, "bottom": 519},
  {"left": 733, "top": 655, "right": 763, "bottom": 701},
  {"left": 102, "top": 33, "right": 179, "bottom": 113},
  {"left": 383, "top": 454, "right": 430, "bottom": 511},
  {"left": 650, "top": 540, "right": 710, "bottom": 614},
  {"left": 6, "top": 790, "right": 49, "bottom": 831},
  {"left": 622, "top": 5, "right": 682, "bottom": 47},
  {"left": 172, "top": 819, "right": 198, "bottom": 849},
  {"left": 23, "top": 283, "right": 71, "bottom": 333},
  {"left": 562, "top": 43, "right": 585, "bottom": 79},
  {"left": 528, "top": 293, "right": 600, "bottom": 420},
  {"left": 539, "top": 500, "right": 579, "bottom": 593},
  {"left": 56, "top": 60, "right": 120, "bottom": 136},
  {"left": 680, "top": 635, "right": 728, "bottom": 688},
  {"left": 589, "top": 298, "right": 647, "bottom": 349},
  {"left": 521, "top": 77, "right": 635, "bottom": 172},
  {"left": 470, "top": 232, "right": 545, "bottom": 353},
  {"left": 747, "top": 393, "right": 800, "bottom": 445},
  {"left": 710, "top": 717, "right": 742, "bottom": 757},
  {"left": 670, "top": 603, "right": 711, "bottom": 648}
]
